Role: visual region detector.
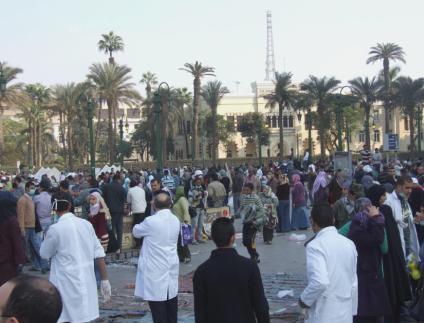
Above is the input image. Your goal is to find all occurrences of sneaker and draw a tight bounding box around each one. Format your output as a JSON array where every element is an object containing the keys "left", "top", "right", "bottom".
[
  {"left": 184, "top": 258, "right": 191, "bottom": 264},
  {"left": 191, "top": 241, "right": 199, "bottom": 245}
]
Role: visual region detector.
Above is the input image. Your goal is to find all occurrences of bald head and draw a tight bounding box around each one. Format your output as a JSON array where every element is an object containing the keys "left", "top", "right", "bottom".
[
  {"left": 0, "top": 275, "right": 62, "bottom": 323},
  {"left": 154, "top": 193, "right": 172, "bottom": 210}
]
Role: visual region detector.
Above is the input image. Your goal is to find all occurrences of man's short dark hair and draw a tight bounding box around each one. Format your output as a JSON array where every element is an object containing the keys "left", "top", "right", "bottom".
[
  {"left": 209, "top": 172, "right": 218, "bottom": 181},
  {"left": 25, "top": 181, "right": 34, "bottom": 190},
  {"left": 59, "top": 180, "right": 69, "bottom": 190},
  {"left": 243, "top": 183, "right": 254, "bottom": 191},
  {"left": 396, "top": 175, "right": 412, "bottom": 186},
  {"left": 113, "top": 174, "right": 121, "bottom": 182},
  {"left": 163, "top": 169, "right": 169, "bottom": 176},
  {"left": 311, "top": 204, "right": 334, "bottom": 229},
  {"left": 130, "top": 179, "right": 138, "bottom": 188},
  {"left": 154, "top": 193, "right": 172, "bottom": 210},
  {"left": 14, "top": 176, "right": 22, "bottom": 183},
  {"left": 3, "top": 275, "right": 62, "bottom": 323},
  {"left": 151, "top": 178, "right": 161, "bottom": 186},
  {"left": 211, "top": 217, "right": 235, "bottom": 248}
]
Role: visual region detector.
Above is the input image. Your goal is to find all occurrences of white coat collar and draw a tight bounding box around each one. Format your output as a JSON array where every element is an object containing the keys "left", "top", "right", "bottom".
[
  {"left": 316, "top": 226, "right": 337, "bottom": 238},
  {"left": 57, "top": 212, "right": 74, "bottom": 222}
]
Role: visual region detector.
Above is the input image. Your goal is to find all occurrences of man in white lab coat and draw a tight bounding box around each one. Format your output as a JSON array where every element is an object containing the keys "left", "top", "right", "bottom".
[
  {"left": 299, "top": 204, "right": 358, "bottom": 323},
  {"left": 40, "top": 197, "right": 111, "bottom": 323},
  {"left": 133, "top": 193, "right": 180, "bottom": 323}
]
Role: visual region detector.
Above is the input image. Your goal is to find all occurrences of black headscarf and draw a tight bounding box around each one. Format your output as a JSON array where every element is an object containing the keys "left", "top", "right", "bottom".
[{"left": 366, "top": 184, "right": 387, "bottom": 207}]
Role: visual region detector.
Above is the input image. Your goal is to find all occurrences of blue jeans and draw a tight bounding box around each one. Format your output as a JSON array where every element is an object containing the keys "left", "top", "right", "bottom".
[
  {"left": 233, "top": 192, "right": 241, "bottom": 216},
  {"left": 25, "top": 228, "right": 49, "bottom": 271},
  {"left": 191, "top": 209, "right": 204, "bottom": 241},
  {"left": 277, "top": 200, "right": 291, "bottom": 232},
  {"left": 291, "top": 206, "right": 309, "bottom": 230}
]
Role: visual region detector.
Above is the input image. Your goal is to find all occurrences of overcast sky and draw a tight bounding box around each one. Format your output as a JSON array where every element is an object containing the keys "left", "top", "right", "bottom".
[{"left": 2, "top": 0, "right": 422, "bottom": 94}]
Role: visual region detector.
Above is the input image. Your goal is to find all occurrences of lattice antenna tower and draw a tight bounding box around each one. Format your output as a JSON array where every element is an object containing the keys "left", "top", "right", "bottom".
[{"left": 265, "top": 10, "right": 276, "bottom": 81}]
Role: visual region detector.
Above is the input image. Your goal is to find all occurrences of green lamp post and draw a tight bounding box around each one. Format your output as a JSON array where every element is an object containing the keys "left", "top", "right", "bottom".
[
  {"left": 87, "top": 99, "right": 96, "bottom": 178},
  {"left": 119, "top": 118, "right": 124, "bottom": 166}
]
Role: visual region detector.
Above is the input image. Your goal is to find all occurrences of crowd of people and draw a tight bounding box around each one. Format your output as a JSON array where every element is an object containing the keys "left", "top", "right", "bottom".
[{"left": 0, "top": 151, "right": 423, "bottom": 322}]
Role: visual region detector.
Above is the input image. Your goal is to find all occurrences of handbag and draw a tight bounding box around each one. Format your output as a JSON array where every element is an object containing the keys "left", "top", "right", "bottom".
[
  {"left": 410, "top": 276, "right": 424, "bottom": 320},
  {"left": 189, "top": 206, "right": 197, "bottom": 218},
  {"left": 181, "top": 224, "right": 192, "bottom": 246}
]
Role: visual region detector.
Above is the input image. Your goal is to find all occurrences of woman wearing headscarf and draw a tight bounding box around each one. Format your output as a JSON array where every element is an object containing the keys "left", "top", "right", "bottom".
[
  {"left": 348, "top": 197, "right": 391, "bottom": 323},
  {"left": 367, "top": 185, "right": 412, "bottom": 323},
  {"left": 276, "top": 174, "right": 291, "bottom": 232},
  {"left": 172, "top": 186, "right": 191, "bottom": 264},
  {"left": 312, "top": 171, "right": 329, "bottom": 205},
  {"left": 291, "top": 174, "right": 309, "bottom": 230},
  {"left": 88, "top": 192, "right": 110, "bottom": 286},
  {"left": 258, "top": 185, "right": 278, "bottom": 244},
  {"left": 0, "top": 195, "right": 25, "bottom": 286}
]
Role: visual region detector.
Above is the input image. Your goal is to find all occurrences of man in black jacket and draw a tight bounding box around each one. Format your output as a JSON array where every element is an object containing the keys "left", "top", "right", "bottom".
[
  {"left": 193, "top": 217, "right": 269, "bottom": 323},
  {"left": 102, "top": 174, "right": 126, "bottom": 253}
]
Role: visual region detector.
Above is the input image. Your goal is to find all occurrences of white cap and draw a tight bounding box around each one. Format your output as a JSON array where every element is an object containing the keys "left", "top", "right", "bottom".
[
  {"left": 193, "top": 170, "right": 203, "bottom": 178},
  {"left": 363, "top": 165, "right": 373, "bottom": 173},
  {"left": 412, "top": 177, "right": 419, "bottom": 185}
]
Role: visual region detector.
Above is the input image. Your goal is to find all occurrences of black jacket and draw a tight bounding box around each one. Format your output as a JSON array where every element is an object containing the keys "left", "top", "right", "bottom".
[
  {"left": 193, "top": 248, "right": 269, "bottom": 323},
  {"left": 102, "top": 181, "right": 126, "bottom": 213}
]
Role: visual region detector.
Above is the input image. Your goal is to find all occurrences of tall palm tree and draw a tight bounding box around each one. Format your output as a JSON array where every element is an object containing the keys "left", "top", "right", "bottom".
[
  {"left": 140, "top": 71, "right": 158, "bottom": 99},
  {"left": 367, "top": 43, "right": 406, "bottom": 133},
  {"left": 392, "top": 77, "right": 424, "bottom": 151},
  {"left": 97, "top": 31, "right": 124, "bottom": 65},
  {"left": 172, "top": 88, "right": 192, "bottom": 158},
  {"left": 52, "top": 83, "right": 84, "bottom": 169},
  {"left": 348, "top": 76, "right": 381, "bottom": 149},
  {"left": 180, "top": 61, "right": 215, "bottom": 159},
  {"left": 0, "top": 62, "right": 25, "bottom": 164},
  {"left": 87, "top": 63, "right": 141, "bottom": 163},
  {"left": 264, "top": 72, "right": 297, "bottom": 159},
  {"left": 201, "top": 81, "right": 230, "bottom": 165},
  {"left": 300, "top": 76, "right": 340, "bottom": 158}
]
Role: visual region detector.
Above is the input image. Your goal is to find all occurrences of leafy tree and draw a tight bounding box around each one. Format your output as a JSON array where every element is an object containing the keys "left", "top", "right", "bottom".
[
  {"left": 367, "top": 43, "right": 406, "bottom": 133},
  {"left": 349, "top": 77, "right": 381, "bottom": 149},
  {"left": 97, "top": 31, "right": 124, "bottom": 65},
  {"left": 172, "top": 88, "right": 192, "bottom": 158},
  {"left": 140, "top": 71, "right": 158, "bottom": 99},
  {"left": 180, "top": 61, "right": 215, "bottom": 159},
  {"left": 238, "top": 112, "right": 270, "bottom": 157},
  {"left": 87, "top": 63, "right": 141, "bottom": 163},
  {"left": 392, "top": 77, "right": 424, "bottom": 151},
  {"left": 131, "top": 119, "right": 152, "bottom": 161},
  {"left": 300, "top": 75, "right": 340, "bottom": 158},
  {"left": 201, "top": 80, "right": 230, "bottom": 165},
  {"left": 264, "top": 71, "right": 297, "bottom": 159}
]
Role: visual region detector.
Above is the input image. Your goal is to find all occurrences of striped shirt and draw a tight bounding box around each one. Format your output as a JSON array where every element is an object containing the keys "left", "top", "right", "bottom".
[{"left": 161, "top": 176, "right": 176, "bottom": 191}]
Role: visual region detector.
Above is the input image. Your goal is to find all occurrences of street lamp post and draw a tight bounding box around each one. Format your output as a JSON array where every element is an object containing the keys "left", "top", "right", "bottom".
[
  {"left": 119, "top": 118, "right": 124, "bottom": 166},
  {"left": 336, "top": 86, "right": 352, "bottom": 152},
  {"left": 307, "top": 109, "right": 313, "bottom": 165},
  {"left": 87, "top": 100, "right": 96, "bottom": 178},
  {"left": 153, "top": 82, "right": 170, "bottom": 172},
  {"left": 416, "top": 106, "right": 423, "bottom": 153}
]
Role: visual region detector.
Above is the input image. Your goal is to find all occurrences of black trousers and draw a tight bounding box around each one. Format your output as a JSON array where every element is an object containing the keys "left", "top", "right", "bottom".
[
  {"left": 242, "top": 223, "right": 259, "bottom": 259},
  {"left": 148, "top": 296, "right": 178, "bottom": 323},
  {"left": 132, "top": 212, "right": 146, "bottom": 248},
  {"left": 177, "top": 233, "right": 191, "bottom": 262},
  {"left": 111, "top": 213, "right": 124, "bottom": 250},
  {"left": 263, "top": 226, "right": 274, "bottom": 242}
]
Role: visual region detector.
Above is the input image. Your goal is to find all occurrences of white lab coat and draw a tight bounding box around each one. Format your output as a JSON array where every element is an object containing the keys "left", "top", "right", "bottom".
[
  {"left": 132, "top": 208, "right": 180, "bottom": 301},
  {"left": 385, "top": 191, "right": 421, "bottom": 260},
  {"left": 301, "top": 226, "right": 358, "bottom": 323},
  {"left": 40, "top": 213, "right": 105, "bottom": 323}
]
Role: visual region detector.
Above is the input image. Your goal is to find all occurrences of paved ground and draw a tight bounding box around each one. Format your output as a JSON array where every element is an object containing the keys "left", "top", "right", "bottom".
[{"left": 96, "top": 219, "right": 313, "bottom": 323}]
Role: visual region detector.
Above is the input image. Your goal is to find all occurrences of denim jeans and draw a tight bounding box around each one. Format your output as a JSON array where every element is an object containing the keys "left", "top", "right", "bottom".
[
  {"left": 191, "top": 208, "right": 204, "bottom": 241},
  {"left": 233, "top": 192, "right": 241, "bottom": 216},
  {"left": 277, "top": 200, "right": 291, "bottom": 232},
  {"left": 111, "top": 213, "right": 124, "bottom": 251},
  {"left": 25, "top": 228, "right": 49, "bottom": 270},
  {"left": 291, "top": 206, "right": 309, "bottom": 230}
]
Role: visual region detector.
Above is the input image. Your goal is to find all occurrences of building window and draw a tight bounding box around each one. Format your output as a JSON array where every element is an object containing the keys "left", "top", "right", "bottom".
[
  {"left": 178, "top": 120, "right": 183, "bottom": 135},
  {"left": 374, "top": 130, "right": 380, "bottom": 142},
  {"left": 272, "top": 115, "right": 277, "bottom": 128},
  {"left": 288, "top": 116, "right": 294, "bottom": 128},
  {"left": 283, "top": 116, "right": 288, "bottom": 128},
  {"left": 359, "top": 132, "right": 365, "bottom": 143},
  {"left": 186, "top": 120, "right": 191, "bottom": 134},
  {"left": 236, "top": 115, "right": 243, "bottom": 131},
  {"left": 227, "top": 115, "right": 235, "bottom": 129},
  {"left": 266, "top": 116, "right": 271, "bottom": 128},
  {"left": 404, "top": 117, "right": 409, "bottom": 131},
  {"left": 373, "top": 110, "right": 379, "bottom": 121}
]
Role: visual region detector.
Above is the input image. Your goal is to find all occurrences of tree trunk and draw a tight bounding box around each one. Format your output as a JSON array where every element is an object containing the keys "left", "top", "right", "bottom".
[
  {"left": 67, "top": 115, "right": 73, "bottom": 170},
  {"left": 94, "top": 104, "right": 102, "bottom": 151},
  {"left": 107, "top": 99, "right": 114, "bottom": 164},
  {"left": 161, "top": 97, "right": 168, "bottom": 162},
  {"left": 192, "top": 78, "right": 201, "bottom": 160},
  {"left": 279, "top": 104, "right": 284, "bottom": 159},
  {"left": 112, "top": 101, "right": 117, "bottom": 163},
  {"left": 409, "top": 111, "right": 415, "bottom": 152},
  {"left": 318, "top": 105, "right": 326, "bottom": 159},
  {"left": 211, "top": 104, "right": 218, "bottom": 165},
  {"left": 0, "top": 111, "right": 4, "bottom": 165},
  {"left": 182, "top": 118, "right": 190, "bottom": 159},
  {"left": 365, "top": 105, "right": 371, "bottom": 149},
  {"left": 31, "top": 121, "right": 36, "bottom": 168},
  {"left": 383, "top": 58, "right": 391, "bottom": 134},
  {"left": 59, "top": 112, "right": 66, "bottom": 159}
]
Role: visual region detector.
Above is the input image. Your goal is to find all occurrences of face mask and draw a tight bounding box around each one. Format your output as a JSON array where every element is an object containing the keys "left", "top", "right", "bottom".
[{"left": 29, "top": 189, "right": 36, "bottom": 196}]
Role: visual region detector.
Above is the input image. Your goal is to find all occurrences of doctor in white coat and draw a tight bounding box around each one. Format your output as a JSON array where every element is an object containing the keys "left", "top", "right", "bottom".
[
  {"left": 40, "top": 197, "right": 111, "bottom": 323},
  {"left": 299, "top": 204, "right": 358, "bottom": 323},
  {"left": 133, "top": 192, "right": 180, "bottom": 323}
]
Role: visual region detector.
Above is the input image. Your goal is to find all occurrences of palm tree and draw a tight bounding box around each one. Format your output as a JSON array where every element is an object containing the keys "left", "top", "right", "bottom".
[
  {"left": 392, "top": 77, "right": 424, "bottom": 151},
  {"left": 300, "top": 76, "right": 340, "bottom": 158},
  {"left": 97, "top": 31, "right": 124, "bottom": 65},
  {"left": 172, "top": 88, "right": 192, "bottom": 158},
  {"left": 140, "top": 71, "right": 158, "bottom": 99},
  {"left": 367, "top": 43, "right": 406, "bottom": 133},
  {"left": 348, "top": 77, "right": 381, "bottom": 149},
  {"left": 201, "top": 81, "right": 230, "bottom": 165},
  {"left": 87, "top": 63, "right": 141, "bottom": 163},
  {"left": 180, "top": 61, "right": 215, "bottom": 159},
  {"left": 0, "top": 62, "right": 25, "bottom": 164},
  {"left": 264, "top": 72, "right": 297, "bottom": 159}
]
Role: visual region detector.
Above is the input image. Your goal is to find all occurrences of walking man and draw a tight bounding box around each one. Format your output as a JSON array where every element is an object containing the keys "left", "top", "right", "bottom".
[
  {"left": 299, "top": 204, "right": 358, "bottom": 322},
  {"left": 193, "top": 217, "right": 269, "bottom": 323},
  {"left": 133, "top": 193, "right": 180, "bottom": 323}
]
